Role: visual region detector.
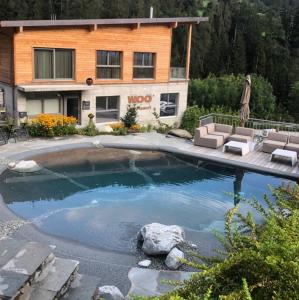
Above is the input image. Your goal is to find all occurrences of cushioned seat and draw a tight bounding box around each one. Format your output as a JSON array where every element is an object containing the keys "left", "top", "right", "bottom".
[
  {"left": 205, "top": 123, "right": 233, "bottom": 142},
  {"left": 285, "top": 135, "right": 299, "bottom": 156},
  {"left": 262, "top": 132, "right": 288, "bottom": 153},
  {"left": 229, "top": 127, "right": 254, "bottom": 143},
  {"left": 194, "top": 126, "right": 224, "bottom": 149}
]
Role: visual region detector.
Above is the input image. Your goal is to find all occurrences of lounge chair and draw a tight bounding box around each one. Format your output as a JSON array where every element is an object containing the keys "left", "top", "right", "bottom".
[
  {"left": 194, "top": 126, "right": 224, "bottom": 149},
  {"left": 229, "top": 127, "right": 255, "bottom": 143},
  {"left": 205, "top": 123, "right": 233, "bottom": 142},
  {"left": 284, "top": 134, "right": 299, "bottom": 156},
  {"left": 262, "top": 132, "right": 289, "bottom": 154}
]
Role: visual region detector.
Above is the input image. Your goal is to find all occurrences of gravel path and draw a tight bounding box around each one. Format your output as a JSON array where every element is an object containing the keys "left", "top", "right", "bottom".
[{"left": 0, "top": 220, "right": 29, "bottom": 239}]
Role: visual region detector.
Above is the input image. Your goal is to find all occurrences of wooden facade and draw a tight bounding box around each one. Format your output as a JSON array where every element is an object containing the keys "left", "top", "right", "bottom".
[{"left": 0, "top": 31, "right": 13, "bottom": 84}]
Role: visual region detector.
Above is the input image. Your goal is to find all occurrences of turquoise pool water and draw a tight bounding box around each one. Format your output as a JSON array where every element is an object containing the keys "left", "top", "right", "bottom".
[{"left": 0, "top": 148, "right": 292, "bottom": 254}]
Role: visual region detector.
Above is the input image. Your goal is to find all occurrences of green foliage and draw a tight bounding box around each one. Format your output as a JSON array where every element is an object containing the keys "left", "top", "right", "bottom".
[
  {"left": 159, "top": 184, "right": 299, "bottom": 300},
  {"left": 180, "top": 105, "right": 238, "bottom": 135},
  {"left": 121, "top": 106, "right": 138, "bottom": 128},
  {"left": 188, "top": 74, "right": 277, "bottom": 120},
  {"left": 79, "top": 124, "right": 99, "bottom": 136},
  {"left": 289, "top": 81, "right": 299, "bottom": 122}
]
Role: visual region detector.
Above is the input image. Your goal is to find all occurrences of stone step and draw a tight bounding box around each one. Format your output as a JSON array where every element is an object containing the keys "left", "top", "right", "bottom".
[
  {"left": 61, "top": 273, "right": 100, "bottom": 300},
  {"left": 28, "top": 257, "right": 79, "bottom": 300},
  {"left": 1, "top": 241, "right": 54, "bottom": 282}
]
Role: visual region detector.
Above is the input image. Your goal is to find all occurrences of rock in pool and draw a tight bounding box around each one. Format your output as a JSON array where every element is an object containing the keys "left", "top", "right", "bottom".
[
  {"left": 165, "top": 247, "right": 185, "bottom": 270},
  {"left": 8, "top": 160, "right": 41, "bottom": 173},
  {"left": 95, "top": 285, "right": 124, "bottom": 300}
]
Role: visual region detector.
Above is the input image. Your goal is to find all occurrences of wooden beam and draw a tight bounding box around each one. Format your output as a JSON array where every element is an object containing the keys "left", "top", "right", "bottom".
[
  {"left": 169, "top": 21, "right": 178, "bottom": 28},
  {"left": 18, "top": 26, "right": 23, "bottom": 33},
  {"left": 185, "top": 24, "right": 192, "bottom": 80},
  {"left": 89, "top": 24, "right": 97, "bottom": 31},
  {"left": 131, "top": 22, "right": 141, "bottom": 30}
]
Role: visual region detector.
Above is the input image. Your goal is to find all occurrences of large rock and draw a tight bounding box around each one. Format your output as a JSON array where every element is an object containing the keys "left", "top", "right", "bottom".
[
  {"left": 137, "top": 223, "right": 185, "bottom": 255},
  {"left": 96, "top": 124, "right": 113, "bottom": 133},
  {"left": 165, "top": 247, "right": 184, "bottom": 270},
  {"left": 96, "top": 286, "right": 124, "bottom": 300},
  {"left": 8, "top": 160, "right": 41, "bottom": 173},
  {"left": 168, "top": 129, "right": 192, "bottom": 140}
]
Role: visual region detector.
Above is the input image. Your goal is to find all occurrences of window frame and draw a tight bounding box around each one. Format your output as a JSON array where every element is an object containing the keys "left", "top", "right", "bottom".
[
  {"left": 96, "top": 50, "right": 122, "bottom": 80},
  {"left": 96, "top": 96, "right": 120, "bottom": 123},
  {"left": 133, "top": 52, "right": 156, "bottom": 79},
  {"left": 159, "top": 93, "right": 179, "bottom": 118},
  {"left": 33, "top": 48, "right": 75, "bottom": 81}
]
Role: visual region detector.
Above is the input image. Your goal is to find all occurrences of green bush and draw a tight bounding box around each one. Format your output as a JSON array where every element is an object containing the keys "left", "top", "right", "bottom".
[
  {"left": 188, "top": 74, "right": 276, "bottom": 120},
  {"left": 159, "top": 184, "right": 299, "bottom": 300},
  {"left": 181, "top": 105, "right": 238, "bottom": 135},
  {"left": 121, "top": 105, "right": 138, "bottom": 128},
  {"left": 288, "top": 82, "right": 299, "bottom": 122}
]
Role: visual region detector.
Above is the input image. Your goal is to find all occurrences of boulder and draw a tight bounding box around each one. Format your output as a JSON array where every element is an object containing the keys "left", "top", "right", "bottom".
[
  {"left": 8, "top": 160, "right": 41, "bottom": 173},
  {"left": 137, "top": 223, "right": 185, "bottom": 255},
  {"left": 138, "top": 259, "right": 152, "bottom": 268},
  {"left": 96, "top": 125, "right": 113, "bottom": 133},
  {"left": 168, "top": 129, "right": 192, "bottom": 140},
  {"left": 96, "top": 286, "right": 124, "bottom": 300},
  {"left": 165, "top": 247, "right": 184, "bottom": 270}
]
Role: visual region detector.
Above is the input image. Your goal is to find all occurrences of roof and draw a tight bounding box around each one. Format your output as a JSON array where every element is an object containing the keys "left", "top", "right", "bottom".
[{"left": 0, "top": 17, "right": 208, "bottom": 29}]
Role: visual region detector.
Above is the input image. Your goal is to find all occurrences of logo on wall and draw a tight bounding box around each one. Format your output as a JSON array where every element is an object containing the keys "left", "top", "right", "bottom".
[{"left": 128, "top": 95, "right": 152, "bottom": 110}]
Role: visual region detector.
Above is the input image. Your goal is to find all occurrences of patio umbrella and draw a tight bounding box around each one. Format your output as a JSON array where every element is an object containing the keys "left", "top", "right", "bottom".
[{"left": 240, "top": 75, "right": 251, "bottom": 127}]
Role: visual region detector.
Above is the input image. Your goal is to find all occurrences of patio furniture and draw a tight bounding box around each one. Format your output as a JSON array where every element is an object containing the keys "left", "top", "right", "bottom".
[
  {"left": 270, "top": 149, "right": 297, "bottom": 166},
  {"left": 0, "top": 127, "right": 8, "bottom": 145},
  {"left": 229, "top": 127, "right": 255, "bottom": 143},
  {"left": 205, "top": 123, "right": 233, "bottom": 142},
  {"left": 284, "top": 134, "right": 299, "bottom": 157},
  {"left": 194, "top": 126, "right": 224, "bottom": 149},
  {"left": 262, "top": 132, "right": 289, "bottom": 154},
  {"left": 223, "top": 141, "right": 250, "bottom": 156}
]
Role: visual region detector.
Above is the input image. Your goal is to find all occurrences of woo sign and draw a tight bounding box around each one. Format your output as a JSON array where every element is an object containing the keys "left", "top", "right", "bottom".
[{"left": 128, "top": 95, "right": 152, "bottom": 104}]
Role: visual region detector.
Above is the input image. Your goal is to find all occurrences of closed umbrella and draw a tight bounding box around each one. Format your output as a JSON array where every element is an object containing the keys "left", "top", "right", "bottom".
[{"left": 240, "top": 75, "right": 251, "bottom": 127}]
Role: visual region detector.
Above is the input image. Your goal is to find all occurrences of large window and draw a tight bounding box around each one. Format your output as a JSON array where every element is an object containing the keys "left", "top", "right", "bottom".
[
  {"left": 96, "top": 51, "right": 121, "bottom": 79},
  {"left": 34, "top": 48, "right": 74, "bottom": 80},
  {"left": 160, "top": 93, "right": 178, "bottom": 117},
  {"left": 26, "top": 92, "right": 61, "bottom": 116},
  {"left": 133, "top": 52, "right": 155, "bottom": 79},
  {"left": 96, "top": 96, "right": 119, "bottom": 123}
]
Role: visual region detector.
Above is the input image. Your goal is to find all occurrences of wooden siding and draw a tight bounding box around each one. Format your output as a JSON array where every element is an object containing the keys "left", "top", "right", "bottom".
[
  {"left": 0, "top": 31, "right": 13, "bottom": 84},
  {"left": 13, "top": 26, "right": 172, "bottom": 85}
]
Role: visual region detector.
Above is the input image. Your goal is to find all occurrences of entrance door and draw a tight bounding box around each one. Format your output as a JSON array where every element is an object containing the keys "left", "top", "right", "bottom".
[{"left": 66, "top": 97, "right": 80, "bottom": 123}]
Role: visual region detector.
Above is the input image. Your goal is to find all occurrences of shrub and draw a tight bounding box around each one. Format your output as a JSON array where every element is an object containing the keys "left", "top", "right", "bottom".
[
  {"left": 110, "top": 122, "right": 125, "bottom": 131},
  {"left": 181, "top": 105, "right": 238, "bottom": 135},
  {"left": 288, "top": 81, "right": 299, "bottom": 122},
  {"left": 188, "top": 74, "right": 276, "bottom": 120},
  {"left": 161, "top": 184, "right": 299, "bottom": 300},
  {"left": 28, "top": 114, "right": 77, "bottom": 137},
  {"left": 121, "top": 105, "right": 138, "bottom": 128}
]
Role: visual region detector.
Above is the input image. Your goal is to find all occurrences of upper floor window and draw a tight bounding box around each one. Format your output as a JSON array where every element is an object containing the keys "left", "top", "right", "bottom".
[
  {"left": 96, "top": 51, "right": 121, "bottom": 79},
  {"left": 34, "top": 48, "right": 74, "bottom": 80},
  {"left": 133, "top": 52, "right": 155, "bottom": 79}
]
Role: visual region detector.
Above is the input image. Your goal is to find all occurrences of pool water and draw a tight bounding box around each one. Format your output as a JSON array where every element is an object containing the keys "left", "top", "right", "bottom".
[{"left": 0, "top": 148, "right": 292, "bottom": 254}]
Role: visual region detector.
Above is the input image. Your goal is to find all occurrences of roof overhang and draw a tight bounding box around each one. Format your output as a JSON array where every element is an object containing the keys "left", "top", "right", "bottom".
[
  {"left": 17, "top": 84, "right": 93, "bottom": 92},
  {"left": 0, "top": 17, "right": 208, "bottom": 30}
]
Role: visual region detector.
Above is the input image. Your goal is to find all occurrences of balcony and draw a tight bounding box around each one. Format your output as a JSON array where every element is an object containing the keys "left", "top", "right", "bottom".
[{"left": 170, "top": 67, "right": 186, "bottom": 80}]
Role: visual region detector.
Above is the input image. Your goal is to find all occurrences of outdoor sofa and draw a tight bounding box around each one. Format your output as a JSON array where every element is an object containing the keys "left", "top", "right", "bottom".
[
  {"left": 229, "top": 127, "right": 255, "bottom": 143},
  {"left": 284, "top": 134, "right": 299, "bottom": 156},
  {"left": 205, "top": 123, "right": 233, "bottom": 142},
  {"left": 194, "top": 126, "right": 224, "bottom": 149},
  {"left": 262, "top": 132, "right": 289, "bottom": 153}
]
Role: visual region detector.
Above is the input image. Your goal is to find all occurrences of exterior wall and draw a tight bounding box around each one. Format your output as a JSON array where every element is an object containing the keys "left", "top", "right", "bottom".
[
  {"left": 13, "top": 25, "right": 172, "bottom": 85},
  {"left": 0, "top": 82, "right": 14, "bottom": 115},
  {"left": 80, "top": 81, "right": 188, "bottom": 126},
  {"left": 0, "top": 31, "right": 13, "bottom": 85}
]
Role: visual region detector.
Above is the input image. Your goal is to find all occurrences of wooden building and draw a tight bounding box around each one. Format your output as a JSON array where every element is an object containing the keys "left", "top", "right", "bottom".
[{"left": 0, "top": 17, "right": 207, "bottom": 126}]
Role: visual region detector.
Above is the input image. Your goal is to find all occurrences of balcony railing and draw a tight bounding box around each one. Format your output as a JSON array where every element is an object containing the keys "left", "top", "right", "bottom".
[
  {"left": 199, "top": 113, "right": 299, "bottom": 133},
  {"left": 170, "top": 67, "right": 186, "bottom": 80}
]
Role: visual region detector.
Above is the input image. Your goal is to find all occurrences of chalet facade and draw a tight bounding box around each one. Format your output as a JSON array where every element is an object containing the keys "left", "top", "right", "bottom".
[{"left": 0, "top": 17, "right": 207, "bottom": 126}]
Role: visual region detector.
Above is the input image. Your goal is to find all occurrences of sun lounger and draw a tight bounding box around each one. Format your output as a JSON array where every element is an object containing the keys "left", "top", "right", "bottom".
[
  {"left": 284, "top": 134, "right": 299, "bottom": 156},
  {"left": 262, "top": 132, "right": 289, "bottom": 153},
  {"left": 205, "top": 123, "right": 233, "bottom": 142},
  {"left": 194, "top": 126, "right": 224, "bottom": 149},
  {"left": 229, "top": 127, "right": 255, "bottom": 143}
]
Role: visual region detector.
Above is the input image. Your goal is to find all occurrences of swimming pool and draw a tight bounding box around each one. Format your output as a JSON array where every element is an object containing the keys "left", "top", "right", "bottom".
[{"left": 0, "top": 148, "right": 292, "bottom": 255}]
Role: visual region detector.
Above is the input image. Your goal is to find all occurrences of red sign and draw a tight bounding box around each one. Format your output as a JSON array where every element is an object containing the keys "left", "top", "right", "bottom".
[{"left": 128, "top": 95, "right": 152, "bottom": 104}]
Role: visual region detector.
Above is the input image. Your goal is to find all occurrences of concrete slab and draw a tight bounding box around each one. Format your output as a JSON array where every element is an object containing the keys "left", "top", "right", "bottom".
[
  {"left": 127, "top": 267, "right": 193, "bottom": 297},
  {"left": 2, "top": 242, "right": 53, "bottom": 276},
  {"left": 0, "top": 238, "right": 27, "bottom": 268},
  {"left": 62, "top": 273, "right": 100, "bottom": 300},
  {"left": 0, "top": 270, "right": 29, "bottom": 299}
]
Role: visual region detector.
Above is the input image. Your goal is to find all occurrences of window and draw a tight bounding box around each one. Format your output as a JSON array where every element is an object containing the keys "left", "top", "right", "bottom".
[
  {"left": 96, "top": 96, "right": 119, "bottom": 123},
  {"left": 133, "top": 52, "right": 155, "bottom": 79},
  {"left": 26, "top": 92, "right": 61, "bottom": 116},
  {"left": 160, "top": 93, "right": 178, "bottom": 117},
  {"left": 96, "top": 51, "right": 121, "bottom": 79},
  {"left": 34, "top": 48, "right": 74, "bottom": 80}
]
